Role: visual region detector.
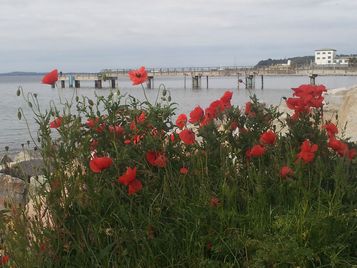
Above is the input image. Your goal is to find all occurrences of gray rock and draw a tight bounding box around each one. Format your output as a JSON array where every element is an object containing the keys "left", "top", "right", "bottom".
[
  {"left": 0, "top": 159, "right": 44, "bottom": 180},
  {"left": 0, "top": 173, "right": 27, "bottom": 210}
]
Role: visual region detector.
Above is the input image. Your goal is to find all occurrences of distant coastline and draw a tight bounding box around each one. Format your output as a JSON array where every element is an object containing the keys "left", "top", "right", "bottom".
[{"left": 0, "top": 72, "right": 44, "bottom": 76}]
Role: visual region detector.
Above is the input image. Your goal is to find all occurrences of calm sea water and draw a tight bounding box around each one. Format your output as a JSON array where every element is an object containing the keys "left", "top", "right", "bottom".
[{"left": 1, "top": 74, "right": 357, "bottom": 156}]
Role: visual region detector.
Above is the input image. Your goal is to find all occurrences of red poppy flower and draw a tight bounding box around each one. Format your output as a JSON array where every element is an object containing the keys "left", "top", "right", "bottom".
[
  {"left": 179, "top": 129, "right": 196, "bottom": 145},
  {"left": 146, "top": 151, "right": 167, "bottom": 168},
  {"left": 146, "top": 151, "right": 157, "bottom": 166},
  {"left": 280, "top": 166, "right": 294, "bottom": 178},
  {"left": 328, "top": 138, "right": 357, "bottom": 160},
  {"left": 86, "top": 117, "right": 105, "bottom": 133},
  {"left": 49, "top": 116, "right": 63, "bottom": 129},
  {"left": 128, "top": 66, "right": 148, "bottom": 85},
  {"left": 154, "top": 153, "right": 167, "bottom": 167},
  {"left": 89, "top": 156, "right": 113, "bottom": 173},
  {"left": 176, "top": 114, "right": 187, "bottom": 129},
  {"left": 245, "top": 102, "right": 255, "bottom": 117},
  {"left": 246, "top": 144, "right": 265, "bottom": 158},
  {"left": 118, "top": 167, "right": 143, "bottom": 195},
  {"left": 207, "top": 100, "right": 224, "bottom": 118},
  {"left": 287, "top": 84, "right": 327, "bottom": 118},
  {"left": 128, "top": 179, "right": 143, "bottom": 195},
  {"left": 109, "top": 125, "right": 124, "bottom": 136},
  {"left": 86, "top": 117, "right": 99, "bottom": 128},
  {"left": 130, "top": 121, "right": 137, "bottom": 132},
  {"left": 180, "top": 167, "right": 189, "bottom": 174},
  {"left": 210, "top": 197, "right": 220, "bottom": 207},
  {"left": 296, "top": 140, "right": 318, "bottom": 163},
  {"left": 220, "top": 90, "right": 233, "bottom": 104},
  {"left": 118, "top": 166, "right": 137, "bottom": 186},
  {"left": 170, "top": 133, "right": 175, "bottom": 142},
  {"left": 0, "top": 255, "right": 9, "bottom": 265},
  {"left": 220, "top": 90, "right": 233, "bottom": 109},
  {"left": 259, "top": 130, "right": 277, "bottom": 145},
  {"left": 230, "top": 121, "right": 238, "bottom": 130},
  {"left": 124, "top": 139, "right": 131, "bottom": 144},
  {"left": 42, "top": 69, "right": 58, "bottom": 85},
  {"left": 133, "top": 134, "right": 142, "bottom": 144},
  {"left": 328, "top": 137, "right": 345, "bottom": 152},
  {"left": 323, "top": 122, "right": 338, "bottom": 138},
  {"left": 189, "top": 106, "right": 204, "bottom": 124},
  {"left": 137, "top": 111, "right": 146, "bottom": 124}
]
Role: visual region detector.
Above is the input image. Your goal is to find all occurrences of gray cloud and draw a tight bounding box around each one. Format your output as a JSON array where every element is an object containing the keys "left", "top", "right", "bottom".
[{"left": 0, "top": 0, "right": 356, "bottom": 72}]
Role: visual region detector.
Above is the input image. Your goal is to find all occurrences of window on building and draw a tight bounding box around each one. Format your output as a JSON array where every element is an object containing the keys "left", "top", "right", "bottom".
[
  {"left": 328, "top": 60, "right": 331, "bottom": 63},
  {"left": 317, "top": 57, "right": 320, "bottom": 59},
  {"left": 328, "top": 52, "right": 332, "bottom": 54},
  {"left": 322, "top": 57, "right": 326, "bottom": 59},
  {"left": 317, "top": 52, "right": 320, "bottom": 54},
  {"left": 322, "top": 52, "right": 326, "bottom": 54},
  {"left": 328, "top": 56, "right": 331, "bottom": 59}
]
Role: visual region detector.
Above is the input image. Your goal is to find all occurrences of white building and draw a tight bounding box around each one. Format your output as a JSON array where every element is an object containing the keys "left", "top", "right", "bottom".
[
  {"left": 314, "top": 48, "right": 350, "bottom": 65},
  {"left": 333, "top": 57, "right": 349, "bottom": 65},
  {"left": 315, "top": 48, "right": 336, "bottom": 65}
]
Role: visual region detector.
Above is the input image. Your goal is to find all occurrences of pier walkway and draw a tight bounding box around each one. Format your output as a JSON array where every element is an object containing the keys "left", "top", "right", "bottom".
[{"left": 58, "top": 65, "right": 357, "bottom": 89}]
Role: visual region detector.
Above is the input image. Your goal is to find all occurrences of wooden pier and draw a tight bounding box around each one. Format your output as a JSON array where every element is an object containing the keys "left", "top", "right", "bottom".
[{"left": 58, "top": 65, "right": 357, "bottom": 89}]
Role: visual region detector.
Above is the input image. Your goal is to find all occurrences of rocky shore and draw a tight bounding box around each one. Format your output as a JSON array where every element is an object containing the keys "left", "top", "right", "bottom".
[
  {"left": 324, "top": 84, "right": 357, "bottom": 141},
  {"left": 0, "top": 150, "right": 43, "bottom": 211}
]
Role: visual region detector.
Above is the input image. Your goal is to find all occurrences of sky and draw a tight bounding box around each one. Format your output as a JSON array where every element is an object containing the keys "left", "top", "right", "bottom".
[{"left": 0, "top": 0, "right": 356, "bottom": 72}]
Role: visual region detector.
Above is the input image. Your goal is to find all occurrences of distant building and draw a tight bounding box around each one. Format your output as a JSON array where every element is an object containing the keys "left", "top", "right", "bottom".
[
  {"left": 280, "top": 60, "right": 291, "bottom": 66},
  {"left": 333, "top": 57, "right": 350, "bottom": 65},
  {"left": 314, "top": 48, "right": 352, "bottom": 65},
  {"left": 315, "top": 48, "right": 337, "bottom": 65}
]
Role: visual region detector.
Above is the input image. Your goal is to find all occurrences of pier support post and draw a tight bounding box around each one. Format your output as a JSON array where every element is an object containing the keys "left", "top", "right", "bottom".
[
  {"left": 61, "top": 80, "right": 65, "bottom": 88},
  {"left": 68, "top": 75, "right": 75, "bottom": 88},
  {"left": 237, "top": 74, "right": 239, "bottom": 90},
  {"left": 184, "top": 75, "right": 187, "bottom": 89},
  {"left": 146, "top": 76, "right": 154, "bottom": 89},
  {"left": 51, "top": 84, "right": 55, "bottom": 89},
  {"left": 192, "top": 75, "right": 201, "bottom": 89},
  {"left": 75, "top": 80, "right": 80, "bottom": 88},
  {"left": 111, "top": 79, "right": 116, "bottom": 89},
  {"left": 245, "top": 75, "right": 255, "bottom": 89},
  {"left": 206, "top": 76, "right": 209, "bottom": 89},
  {"left": 95, "top": 80, "right": 102, "bottom": 89},
  {"left": 309, "top": 74, "right": 318, "bottom": 85},
  {"left": 261, "top": 75, "right": 264, "bottom": 90}
]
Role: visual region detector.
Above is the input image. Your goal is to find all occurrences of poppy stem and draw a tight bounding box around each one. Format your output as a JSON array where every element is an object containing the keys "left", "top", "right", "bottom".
[{"left": 140, "top": 84, "right": 150, "bottom": 104}]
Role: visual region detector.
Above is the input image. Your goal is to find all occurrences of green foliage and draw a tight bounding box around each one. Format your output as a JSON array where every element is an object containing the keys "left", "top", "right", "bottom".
[{"left": 1, "top": 87, "right": 357, "bottom": 267}]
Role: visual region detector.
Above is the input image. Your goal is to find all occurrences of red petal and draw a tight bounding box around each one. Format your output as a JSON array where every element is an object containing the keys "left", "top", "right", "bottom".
[
  {"left": 128, "top": 179, "right": 142, "bottom": 195},
  {"left": 42, "top": 69, "right": 58, "bottom": 85}
]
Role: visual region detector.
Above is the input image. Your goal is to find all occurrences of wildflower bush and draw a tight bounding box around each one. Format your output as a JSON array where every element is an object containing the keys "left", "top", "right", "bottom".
[{"left": 1, "top": 67, "right": 357, "bottom": 267}]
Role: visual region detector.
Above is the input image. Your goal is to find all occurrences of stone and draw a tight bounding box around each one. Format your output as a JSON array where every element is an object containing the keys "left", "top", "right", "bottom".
[
  {"left": 0, "top": 159, "right": 44, "bottom": 180},
  {"left": 325, "top": 85, "right": 357, "bottom": 141},
  {"left": 0, "top": 173, "right": 27, "bottom": 210}
]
